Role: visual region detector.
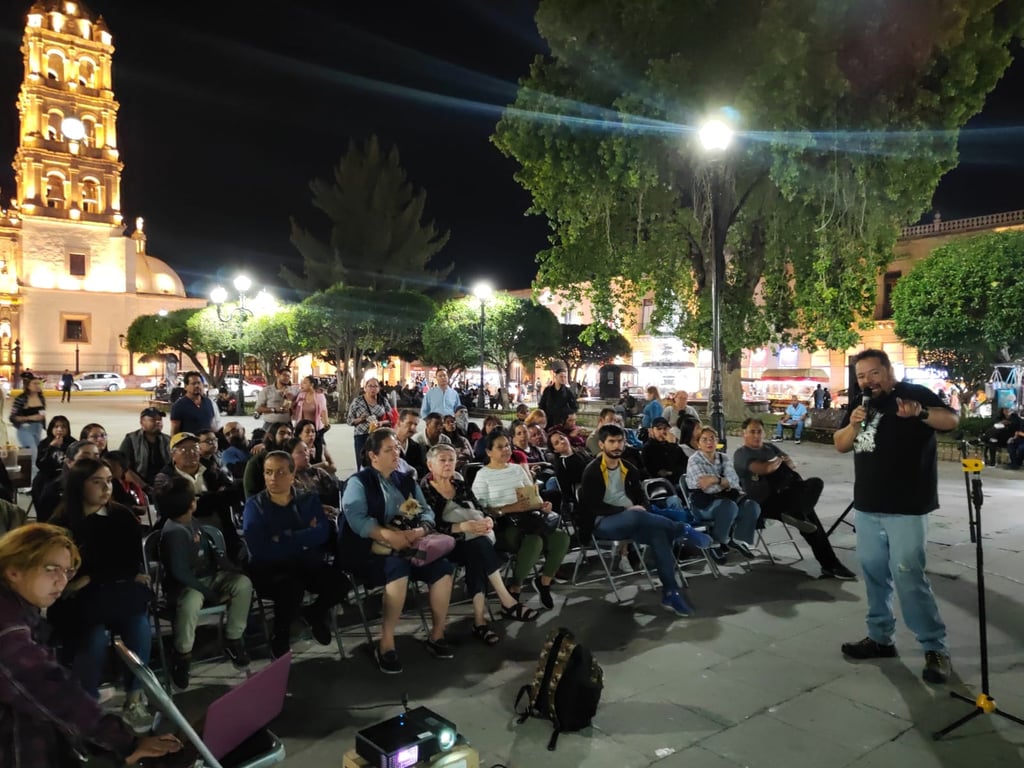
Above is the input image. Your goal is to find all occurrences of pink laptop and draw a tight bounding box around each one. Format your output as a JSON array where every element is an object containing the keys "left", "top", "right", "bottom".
[{"left": 203, "top": 652, "right": 292, "bottom": 759}]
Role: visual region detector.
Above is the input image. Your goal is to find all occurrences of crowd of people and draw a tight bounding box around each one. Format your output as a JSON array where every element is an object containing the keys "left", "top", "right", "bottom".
[{"left": 0, "top": 349, "right": 960, "bottom": 765}]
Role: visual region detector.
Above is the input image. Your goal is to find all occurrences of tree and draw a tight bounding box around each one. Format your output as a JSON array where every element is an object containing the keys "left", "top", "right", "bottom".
[
  {"left": 291, "top": 286, "right": 435, "bottom": 413},
  {"left": 493, "top": 0, "right": 1023, "bottom": 418},
  {"left": 556, "top": 324, "right": 632, "bottom": 383},
  {"left": 245, "top": 307, "right": 306, "bottom": 378},
  {"left": 125, "top": 308, "right": 213, "bottom": 382},
  {"left": 283, "top": 135, "right": 452, "bottom": 293},
  {"left": 892, "top": 231, "right": 1024, "bottom": 392},
  {"left": 422, "top": 293, "right": 561, "bottom": 406}
]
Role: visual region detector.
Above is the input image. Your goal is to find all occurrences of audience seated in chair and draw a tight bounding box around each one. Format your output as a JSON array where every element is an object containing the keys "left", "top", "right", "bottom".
[
  {"left": 641, "top": 417, "right": 689, "bottom": 487},
  {"left": 773, "top": 396, "right": 808, "bottom": 443},
  {"left": 577, "top": 424, "right": 711, "bottom": 616},
  {"left": 33, "top": 439, "right": 101, "bottom": 524},
  {"left": 339, "top": 429, "right": 456, "bottom": 674},
  {"left": 155, "top": 476, "right": 253, "bottom": 690}
]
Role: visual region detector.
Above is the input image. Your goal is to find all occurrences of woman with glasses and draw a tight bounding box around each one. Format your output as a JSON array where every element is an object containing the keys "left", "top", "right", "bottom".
[
  {"left": 79, "top": 423, "right": 109, "bottom": 455},
  {"left": 48, "top": 459, "right": 155, "bottom": 732},
  {"left": 0, "top": 523, "right": 182, "bottom": 766}
]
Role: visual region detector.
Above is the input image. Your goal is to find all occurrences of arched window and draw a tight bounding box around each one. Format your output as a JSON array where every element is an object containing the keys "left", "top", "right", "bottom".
[
  {"left": 46, "top": 173, "right": 65, "bottom": 208},
  {"left": 81, "top": 116, "right": 96, "bottom": 146},
  {"left": 46, "top": 52, "right": 64, "bottom": 82},
  {"left": 81, "top": 178, "right": 99, "bottom": 213},
  {"left": 77, "top": 58, "right": 95, "bottom": 88},
  {"left": 46, "top": 111, "right": 62, "bottom": 141}
]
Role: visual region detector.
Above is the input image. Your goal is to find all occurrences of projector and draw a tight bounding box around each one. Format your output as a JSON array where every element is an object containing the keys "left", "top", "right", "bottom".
[{"left": 355, "top": 707, "right": 459, "bottom": 768}]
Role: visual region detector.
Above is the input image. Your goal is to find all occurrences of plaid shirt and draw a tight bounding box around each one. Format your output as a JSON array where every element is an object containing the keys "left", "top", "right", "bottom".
[{"left": 0, "top": 589, "right": 136, "bottom": 767}]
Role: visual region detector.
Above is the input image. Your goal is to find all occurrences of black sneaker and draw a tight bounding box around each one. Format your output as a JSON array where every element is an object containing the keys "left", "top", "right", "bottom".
[
  {"left": 424, "top": 637, "right": 455, "bottom": 660},
  {"left": 780, "top": 513, "right": 818, "bottom": 534},
  {"left": 302, "top": 605, "right": 333, "bottom": 646},
  {"left": 171, "top": 651, "right": 191, "bottom": 690},
  {"left": 821, "top": 562, "right": 857, "bottom": 581},
  {"left": 841, "top": 637, "right": 897, "bottom": 659},
  {"left": 923, "top": 651, "right": 952, "bottom": 684},
  {"left": 710, "top": 544, "right": 729, "bottom": 564},
  {"left": 224, "top": 638, "right": 251, "bottom": 669},
  {"left": 376, "top": 646, "right": 403, "bottom": 674},
  {"left": 729, "top": 540, "right": 756, "bottom": 559}
]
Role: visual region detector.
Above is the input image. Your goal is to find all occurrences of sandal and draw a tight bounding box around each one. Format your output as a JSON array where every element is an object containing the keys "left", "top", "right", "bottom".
[
  {"left": 472, "top": 624, "right": 501, "bottom": 645},
  {"left": 501, "top": 602, "right": 540, "bottom": 622}
]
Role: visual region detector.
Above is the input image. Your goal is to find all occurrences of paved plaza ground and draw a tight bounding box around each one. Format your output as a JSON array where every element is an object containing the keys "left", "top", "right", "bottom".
[{"left": 21, "top": 394, "right": 1024, "bottom": 767}]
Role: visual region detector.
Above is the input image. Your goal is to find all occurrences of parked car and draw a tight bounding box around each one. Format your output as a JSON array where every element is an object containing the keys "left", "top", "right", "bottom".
[
  {"left": 72, "top": 372, "right": 126, "bottom": 392},
  {"left": 220, "top": 377, "right": 263, "bottom": 399}
]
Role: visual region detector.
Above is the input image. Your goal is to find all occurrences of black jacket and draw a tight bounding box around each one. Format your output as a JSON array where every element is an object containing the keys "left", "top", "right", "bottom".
[{"left": 577, "top": 456, "right": 644, "bottom": 541}]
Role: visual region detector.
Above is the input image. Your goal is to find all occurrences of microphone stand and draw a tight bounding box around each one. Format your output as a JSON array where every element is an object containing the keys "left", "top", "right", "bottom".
[{"left": 933, "top": 446, "right": 1023, "bottom": 739}]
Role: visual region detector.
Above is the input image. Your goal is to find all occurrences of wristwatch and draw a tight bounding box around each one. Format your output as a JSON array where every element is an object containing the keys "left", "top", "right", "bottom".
[{"left": 918, "top": 407, "right": 930, "bottom": 421}]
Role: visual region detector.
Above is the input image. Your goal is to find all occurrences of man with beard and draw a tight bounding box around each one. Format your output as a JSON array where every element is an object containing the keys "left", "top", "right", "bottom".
[{"left": 833, "top": 348, "right": 957, "bottom": 684}]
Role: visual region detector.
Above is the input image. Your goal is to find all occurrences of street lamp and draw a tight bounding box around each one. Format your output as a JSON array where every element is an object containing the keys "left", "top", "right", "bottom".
[
  {"left": 698, "top": 115, "right": 734, "bottom": 446},
  {"left": 210, "top": 275, "right": 254, "bottom": 416},
  {"left": 118, "top": 333, "right": 134, "bottom": 376},
  {"left": 472, "top": 281, "right": 493, "bottom": 409}
]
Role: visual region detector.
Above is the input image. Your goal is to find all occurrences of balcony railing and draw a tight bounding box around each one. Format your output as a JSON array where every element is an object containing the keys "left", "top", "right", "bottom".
[{"left": 900, "top": 210, "right": 1024, "bottom": 239}]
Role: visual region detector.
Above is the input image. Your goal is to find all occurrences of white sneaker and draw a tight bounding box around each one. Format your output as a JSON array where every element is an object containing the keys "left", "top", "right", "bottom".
[{"left": 122, "top": 697, "right": 153, "bottom": 734}]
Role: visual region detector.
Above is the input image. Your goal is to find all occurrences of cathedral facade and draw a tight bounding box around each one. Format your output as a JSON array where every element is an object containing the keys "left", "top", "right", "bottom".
[{"left": 0, "top": 1, "right": 204, "bottom": 382}]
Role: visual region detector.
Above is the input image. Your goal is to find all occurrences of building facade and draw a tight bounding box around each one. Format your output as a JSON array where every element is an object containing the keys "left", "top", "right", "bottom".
[{"left": 0, "top": 1, "right": 204, "bottom": 382}]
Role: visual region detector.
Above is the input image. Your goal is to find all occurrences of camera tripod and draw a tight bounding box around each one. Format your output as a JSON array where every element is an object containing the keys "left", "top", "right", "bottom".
[{"left": 933, "top": 447, "right": 1023, "bottom": 739}]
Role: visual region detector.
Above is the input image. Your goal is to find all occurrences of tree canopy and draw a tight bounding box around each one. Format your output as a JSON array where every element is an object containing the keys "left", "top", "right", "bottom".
[
  {"left": 284, "top": 135, "right": 452, "bottom": 294},
  {"left": 125, "top": 308, "right": 212, "bottom": 381},
  {"left": 493, "top": 0, "right": 1023, "bottom": 406},
  {"left": 892, "top": 230, "right": 1024, "bottom": 391},
  {"left": 556, "top": 324, "right": 632, "bottom": 383}
]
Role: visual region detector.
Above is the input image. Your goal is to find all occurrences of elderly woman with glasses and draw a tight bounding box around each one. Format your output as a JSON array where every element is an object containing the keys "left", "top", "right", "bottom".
[
  {"left": 346, "top": 378, "right": 395, "bottom": 465},
  {"left": 420, "top": 444, "right": 538, "bottom": 645}
]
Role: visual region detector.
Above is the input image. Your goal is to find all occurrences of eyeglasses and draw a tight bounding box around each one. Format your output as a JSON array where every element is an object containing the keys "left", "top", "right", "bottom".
[
  {"left": 42, "top": 564, "right": 77, "bottom": 581},
  {"left": 174, "top": 446, "right": 200, "bottom": 454}
]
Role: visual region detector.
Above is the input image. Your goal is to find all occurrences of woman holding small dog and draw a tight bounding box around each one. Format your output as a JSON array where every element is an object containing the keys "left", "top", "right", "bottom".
[
  {"left": 471, "top": 429, "right": 570, "bottom": 610},
  {"left": 422, "top": 443, "right": 539, "bottom": 646},
  {"left": 340, "top": 429, "right": 454, "bottom": 675}
]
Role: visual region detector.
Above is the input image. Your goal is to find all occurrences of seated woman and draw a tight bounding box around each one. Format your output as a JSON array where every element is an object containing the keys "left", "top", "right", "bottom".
[
  {"left": 79, "top": 423, "right": 110, "bottom": 456},
  {"left": 295, "top": 418, "right": 337, "bottom": 475},
  {"left": 684, "top": 427, "right": 761, "bottom": 562},
  {"left": 441, "top": 414, "right": 475, "bottom": 465},
  {"left": 0, "top": 523, "right": 182, "bottom": 766},
  {"left": 471, "top": 429, "right": 570, "bottom": 610},
  {"left": 35, "top": 415, "right": 73, "bottom": 488},
  {"left": 420, "top": 444, "right": 539, "bottom": 645},
  {"left": 340, "top": 429, "right": 455, "bottom": 675},
  {"left": 48, "top": 458, "right": 155, "bottom": 731},
  {"left": 243, "top": 421, "right": 295, "bottom": 497},
  {"left": 282, "top": 437, "right": 341, "bottom": 519}
]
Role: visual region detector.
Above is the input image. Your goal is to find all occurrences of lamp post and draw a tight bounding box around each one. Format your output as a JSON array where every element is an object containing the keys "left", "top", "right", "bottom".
[
  {"left": 698, "top": 117, "right": 734, "bottom": 447},
  {"left": 210, "top": 275, "right": 254, "bottom": 416},
  {"left": 472, "top": 282, "right": 493, "bottom": 409},
  {"left": 118, "top": 333, "right": 134, "bottom": 376}
]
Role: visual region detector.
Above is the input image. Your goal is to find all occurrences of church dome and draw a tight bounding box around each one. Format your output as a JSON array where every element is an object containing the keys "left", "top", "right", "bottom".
[{"left": 135, "top": 253, "right": 186, "bottom": 296}]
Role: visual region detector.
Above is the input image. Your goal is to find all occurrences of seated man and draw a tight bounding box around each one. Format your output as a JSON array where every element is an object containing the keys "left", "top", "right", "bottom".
[
  {"left": 156, "top": 476, "right": 253, "bottom": 689},
  {"left": 774, "top": 396, "right": 808, "bottom": 443},
  {"left": 340, "top": 429, "right": 455, "bottom": 674},
  {"left": 577, "top": 424, "right": 711, "bottom": 617},
  {"left": 641, "top": 417, "right": 688, "bottom": 486},
  {"left": 242, "top": 451, "right": 344, "bottom": 657},
  {"left": 118, "top": 406, "right": 172, "bottom": 494},
  {"left": 733, "top": 418, "right": 856, "bottom": 579},
  {"left": 412, "top": 412, "right": 452, "bottom": 450}
]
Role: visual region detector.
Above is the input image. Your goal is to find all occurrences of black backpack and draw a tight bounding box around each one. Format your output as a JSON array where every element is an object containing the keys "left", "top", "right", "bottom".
[{"left": 515, "top": 627, "right": 603, "bottom": 750}]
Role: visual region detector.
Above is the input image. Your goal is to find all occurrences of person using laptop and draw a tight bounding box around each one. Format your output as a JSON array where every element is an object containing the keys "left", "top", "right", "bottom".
[
  {"left": 156, "top": 476, "right": 253, "bottom": 689},
  {"left": 0, "top": 523, "right": 182, "bottom": 766}
]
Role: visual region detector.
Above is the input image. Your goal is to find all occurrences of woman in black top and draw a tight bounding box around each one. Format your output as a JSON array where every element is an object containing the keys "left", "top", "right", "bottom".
[
  {"left": 48, "top": 458, "right": 154, "bottom": 731},
  {"left": 420, "top": 444, "right": 537, "bottom": 645},
  {"left": 36, "top": 415, "right": 73, "bottom": 484},
  {"left": 9, "top": 376, "right": 46, "bottom": 479}
]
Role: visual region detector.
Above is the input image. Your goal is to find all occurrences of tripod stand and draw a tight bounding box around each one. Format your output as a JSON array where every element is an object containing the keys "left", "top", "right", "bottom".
[
  {"left": 826, "top": 501, "right": 855, "bottom": 538},
  {"left": 933, "top": 450, "right": 1024, "bottom": 739}
]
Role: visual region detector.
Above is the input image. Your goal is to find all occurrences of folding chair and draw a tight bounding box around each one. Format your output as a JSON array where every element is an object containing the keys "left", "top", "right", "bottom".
[
  {"left": 757, "top": 517, "right": 805, "bottom": 564},
  {"left": 142, "top": 529, "right": 229, "bottom": 691},
  {"left": 332, "top": 566, "right": 430, "bottom": 652},
  {"left": 660, "top": 480, "right": 721, "bottom": 579}
]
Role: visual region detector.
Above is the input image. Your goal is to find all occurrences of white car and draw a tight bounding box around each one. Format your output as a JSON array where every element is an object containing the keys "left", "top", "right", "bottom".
[
  {"left": 72, "top": 372, "right": 126, "bottom": 392},
  {"left": 220, "top": 377, "right": 263, "bottom": 399}
]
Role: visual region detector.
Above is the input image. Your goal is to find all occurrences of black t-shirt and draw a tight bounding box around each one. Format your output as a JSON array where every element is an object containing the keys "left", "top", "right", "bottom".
[
  {"left": 840, "top": 382, "right": 950, "bottom": 515},
  {"left": 732, "top": 442, "right": 785, "bottom": 503}
]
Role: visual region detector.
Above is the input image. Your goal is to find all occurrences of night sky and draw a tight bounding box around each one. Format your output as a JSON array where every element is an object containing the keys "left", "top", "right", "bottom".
[{"left": 0, "top": 1, "right": 1022, "bottom": 300}]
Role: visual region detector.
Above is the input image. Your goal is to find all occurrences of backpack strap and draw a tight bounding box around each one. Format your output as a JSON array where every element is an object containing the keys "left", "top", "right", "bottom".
[
  {"left": 547, "top": 729, "right": 561, "bottom": 751},
  {"left": 514, "top": 685, "right": 533, "bottom": 723}
]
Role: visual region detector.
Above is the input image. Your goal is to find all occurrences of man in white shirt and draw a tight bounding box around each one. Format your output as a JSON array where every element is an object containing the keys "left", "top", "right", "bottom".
[{"left": 420, "top": 369, "right": 461, "bottom": 419}]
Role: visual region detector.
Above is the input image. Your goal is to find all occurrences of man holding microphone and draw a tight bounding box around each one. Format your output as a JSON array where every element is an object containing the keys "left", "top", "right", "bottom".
[{"left": 833, "top": 349, "right": 958, "bottom": 684}]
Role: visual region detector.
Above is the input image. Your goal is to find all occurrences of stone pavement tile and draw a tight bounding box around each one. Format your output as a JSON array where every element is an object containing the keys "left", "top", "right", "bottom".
[
  {"left": 699, "top": 712, "right": 862, "bottom": 768},
  {"left": 592, "top": 698, "right": 724, "bottom": 759},
  {"left": 639, "top": 671, "right": 791, "bottom": 727},
  {"left": 848, "top": 726, "right": 1024, "bottom": 767},
  {"left": 764, "top": 688, "right": 912, "bottom": 752},
  {"left": 705, "top": 648, "right": 840, "bottom": 704},
  {"left": 653, "top": 745, "right": 745, "bottom": 768}
]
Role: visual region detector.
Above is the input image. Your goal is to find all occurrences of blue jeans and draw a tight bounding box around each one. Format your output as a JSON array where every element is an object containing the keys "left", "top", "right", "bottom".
[
  {"left": 649, "top": 496, "right": 694, "bottom": 543},
  {"left": 594, "top": 507, "right": 687, "bottom": 594},
  {"left": 16, "top": 422, "right": 43, "bottom": 481},
  {"left": 855, "top": 510, "right": 947, "bottom": 653},
  {"left": 694, "top": 497, "right": 760, "bottom": 545},
  {"left": 774, "top": 420, "right": 804, "bottom": 439},
  {"left": 74, "top": 612, "right": 152, "bottom": 697}
]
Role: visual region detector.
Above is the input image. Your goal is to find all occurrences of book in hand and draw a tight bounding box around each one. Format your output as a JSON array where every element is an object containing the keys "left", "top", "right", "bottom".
[{"left": 515, "top": 484, "right": 543, "bottom": 509}]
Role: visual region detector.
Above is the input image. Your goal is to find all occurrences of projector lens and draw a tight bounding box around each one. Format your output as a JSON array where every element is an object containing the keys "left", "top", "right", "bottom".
[{"left": 437, "top": 727, "right": 456, "bottom": 751}]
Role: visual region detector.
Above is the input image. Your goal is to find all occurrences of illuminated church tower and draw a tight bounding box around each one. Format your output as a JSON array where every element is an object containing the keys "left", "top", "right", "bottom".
[{"left": 0, "top": 1, "right": 202, "bottom": 380}]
